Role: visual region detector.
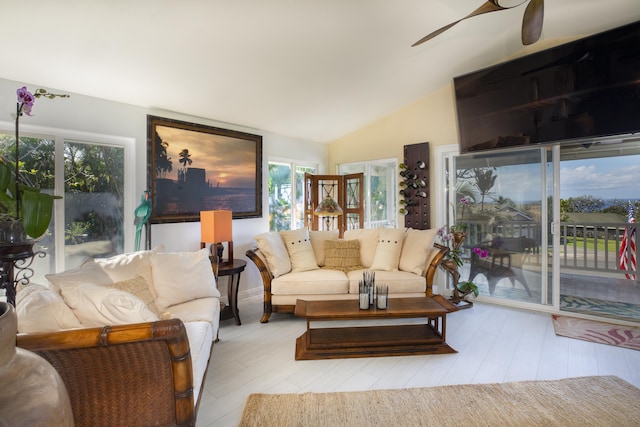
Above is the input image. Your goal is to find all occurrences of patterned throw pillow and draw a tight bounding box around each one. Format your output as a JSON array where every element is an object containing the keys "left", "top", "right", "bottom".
[
  {"left": 108, "top": 275, "right": 160, "bottom": 315},
  {"left": 322, "top": 239, "right": 363, "bottom": 272},
  {"left": 309, "top": 229, "right": 339, "bottom": 266}
]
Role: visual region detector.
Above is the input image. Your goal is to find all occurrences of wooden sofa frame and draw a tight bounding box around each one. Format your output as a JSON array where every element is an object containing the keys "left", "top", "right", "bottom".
[
  {"left": 17, "top": 318, "right": 210, "bottom": 427},
  {"left": 246, "top": 243, "right": 449, "bottom": 323}
]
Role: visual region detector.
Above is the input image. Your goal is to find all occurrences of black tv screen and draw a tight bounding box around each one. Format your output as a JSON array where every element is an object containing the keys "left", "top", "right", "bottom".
[{"left": 454, "top": 21, "right": 640, "bottom": 154}]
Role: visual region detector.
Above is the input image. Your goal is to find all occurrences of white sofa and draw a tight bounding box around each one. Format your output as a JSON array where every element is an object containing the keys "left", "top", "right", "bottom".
[
  {"left": 247, "top": 227, "right": 448, "bottom": 323},
  {"left": 15, "top": 247, "right": 220, "bottom": 411}
]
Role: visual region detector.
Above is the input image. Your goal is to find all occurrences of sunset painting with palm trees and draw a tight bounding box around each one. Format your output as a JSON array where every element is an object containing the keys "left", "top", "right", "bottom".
[{"left": 148, "top": 116, "right": 262, "bottom": 222}]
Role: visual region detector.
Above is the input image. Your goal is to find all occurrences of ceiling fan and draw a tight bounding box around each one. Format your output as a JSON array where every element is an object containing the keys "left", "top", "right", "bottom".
[{"left": 412, "top": 0, "right": 544, "bottom": 47}]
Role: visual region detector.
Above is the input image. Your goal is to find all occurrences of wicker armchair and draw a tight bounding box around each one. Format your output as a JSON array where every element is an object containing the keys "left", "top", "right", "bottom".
[{"left": 17, "top": 318, "right": 199, "bottom": 427}]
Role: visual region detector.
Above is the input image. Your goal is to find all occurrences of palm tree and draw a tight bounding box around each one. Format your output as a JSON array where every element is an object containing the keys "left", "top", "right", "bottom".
[
  {"left": 473, "top": 168, "right": 497, "bottom": 212},
  {"left": 178, "top": 149, "right": 192, "bottom": 171},
  {"left": 154, "top": 132, "right": 172, "bottom": 178}
]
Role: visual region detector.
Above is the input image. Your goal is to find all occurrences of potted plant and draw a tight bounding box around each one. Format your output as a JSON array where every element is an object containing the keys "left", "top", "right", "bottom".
[{"left": 0, "top": 87, "right": 67, "bottom": 243}]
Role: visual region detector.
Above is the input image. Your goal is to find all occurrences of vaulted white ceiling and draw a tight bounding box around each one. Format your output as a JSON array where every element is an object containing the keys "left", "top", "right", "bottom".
[{"left": 1, "top": 1, "right": 638, "bottom": 143}]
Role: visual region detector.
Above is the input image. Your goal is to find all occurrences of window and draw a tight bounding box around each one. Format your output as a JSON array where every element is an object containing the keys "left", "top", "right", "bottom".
[
  {"left": 339, "top": 159, "right": 397, "bottom": 228},
  {"left": 0, "top": 126, "right": 133, "bottom": 282},
  {"left": 268, "top": 160, "right": 316, "bottom": 231},
  {"left": 63, "top": 140, "right": 125, "bottom": 269}
]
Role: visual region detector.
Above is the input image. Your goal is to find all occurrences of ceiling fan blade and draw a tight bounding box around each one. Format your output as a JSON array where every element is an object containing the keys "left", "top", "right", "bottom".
[
  {"left": 522, "top": 0, "right": 544, "bottom": 45},
  {"left": 412, "top": 1, "right": 504, "bottom": 47}
]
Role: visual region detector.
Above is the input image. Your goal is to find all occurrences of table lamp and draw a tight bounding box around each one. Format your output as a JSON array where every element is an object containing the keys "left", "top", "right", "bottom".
[
  {"left": 200, "top": 210, "right": 233, "bottom": 262},
  {"left": 313, "top": 197, "right": 343, "bottom": 230}
]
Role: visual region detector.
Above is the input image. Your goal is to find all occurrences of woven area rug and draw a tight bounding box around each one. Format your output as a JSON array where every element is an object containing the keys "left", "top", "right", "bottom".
[
  {"left": 552, "top": 314, "right": 640, "bottom": 350},
  {"left": 560, "top": 294, "right": 640, "bottom": 322},
  {"left": 239, "top": 376, "right": 640, "bottom": 426}
]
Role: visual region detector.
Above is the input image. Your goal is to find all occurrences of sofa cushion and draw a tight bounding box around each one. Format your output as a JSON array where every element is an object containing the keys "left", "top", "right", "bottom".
[
  {"left": 107, "top": 275, "right": 160, "bottom": 315},
  {"left": 16, "top": 284, "right": 84, "bottom": 333},
  {"left": 309, "top": 229, "right": 339, "bottom": 266},
  {"left": 399, "top": 228, "right": 438, "bottom": 276},
  {"left": 255, "top": 231, "right": 292, "bottom": 277},
  {"left": 343, "top": 228, "right": 379, "bottom": 268},
  {"left": 164, "top": 297, "right": 220, "bottom": 324},
  {"left": 347, "top": 269, "right": 426, "bottom": 294},
  {"left": 150, "top": 249, "right": 220, "bottom": 311},
  {"left": 60, "top": 283, "right": 160, "bottom": 327},
  {"left": 45, "top": 261, "right": 112, "bottom": 293},
  {"left": 271, "top": 269, "right": 349, "bottom": 295},
  {"left": 183, "top": 321, "right": 213, "bottom": 408},
  {"left": 323, "top": 239, "right": 363, "bottom": 272},
  {"left": 370, "top": 228, "right": 405, "bottom": 271},
  {"left": 280, "top": 228, "right": 319, "bottom": 272}
]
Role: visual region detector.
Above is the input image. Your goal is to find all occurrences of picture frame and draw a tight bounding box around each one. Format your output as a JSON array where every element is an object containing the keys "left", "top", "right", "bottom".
[{"left": 147, "top": 115, "right": 262, "bottom": 223}]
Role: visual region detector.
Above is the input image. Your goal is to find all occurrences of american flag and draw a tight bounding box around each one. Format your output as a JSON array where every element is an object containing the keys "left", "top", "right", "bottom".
[{"left": 619, "top": 202, "right": 636, "bottom": 280}]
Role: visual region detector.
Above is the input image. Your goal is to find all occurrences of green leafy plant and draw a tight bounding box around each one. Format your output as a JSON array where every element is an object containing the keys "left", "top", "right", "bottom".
[
  {"left": 0, "top": 87, "right": 67, "bottom": 239},
  {"left": 456, "top": 280, "right": 479, "bottom": 298}
]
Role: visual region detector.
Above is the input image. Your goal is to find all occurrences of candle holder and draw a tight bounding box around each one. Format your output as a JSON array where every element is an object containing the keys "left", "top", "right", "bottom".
[
  {"left": 376, "top": 284, "right": 388, "bottom": 309},
  {"left": 358, "top": 281, "right": 370, "bottom": 310}
]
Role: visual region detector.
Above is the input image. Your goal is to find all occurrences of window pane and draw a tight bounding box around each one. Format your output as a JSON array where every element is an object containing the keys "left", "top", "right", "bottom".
[
  {"left": 558, "top": 141, "right": 640, "bottom": 321},
  {"left": 268, "top": 162, "right": 292, "bottom": 231},
  {"left": 64, "top": 141, "right": 124, "bottom": 269},
  {"left": 339, "top": 160, "right": 397, "bottom": 228},
  {"left": 455, "top": 149, "right": 547, "bottom": 306},
  {"left": 295, "top": 166, "right": 315, "bottom": 229}
]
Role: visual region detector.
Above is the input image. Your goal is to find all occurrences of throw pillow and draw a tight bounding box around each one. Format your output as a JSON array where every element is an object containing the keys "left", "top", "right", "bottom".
[
  {"left": 343, "top": 228, "right": 379, "bottom": 267},
  {"left": 15, "top": 284, "right": 84, "bottom": 333},
  {"left": 323, "top": 239, "right": 363, "bottom": 272},
  {"left": 107, "top": 275, "right": 160, "bottom": 315},
  {"left": 149, "top": 249, "right": 220, "bottom": 311},
  {"left": 280, "top": 228, "right": 319, "bottom": 272},
  {"left": 309, "top": 229, "right": 339, "bottom": 266},
  {"left": 399, "top": 228, "right": 438, "bottom": 276},
  {"left": 60, "top": 283, "right": 160, "bottom": 327},
  {"left": 370, "top": 228, "right": 405, "bottom": 271},
  {"left": 254, "top": 231, "right": 292, "bottom": 277},
  {"left": 91, "top": 246, "right": 164, "bottom": 294},
  {"left": 45, "top": 261, "right": 112, "bottom": 293}
]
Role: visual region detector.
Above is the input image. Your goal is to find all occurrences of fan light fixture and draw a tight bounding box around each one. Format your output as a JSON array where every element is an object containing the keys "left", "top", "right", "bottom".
[{"left": 412, "top": 0, "right": 543, "bottom": 47}]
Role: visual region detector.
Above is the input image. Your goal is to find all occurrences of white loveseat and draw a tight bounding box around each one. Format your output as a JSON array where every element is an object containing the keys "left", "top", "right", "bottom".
[
  {"left": 247, "top": 227, "right": 448, "bottom": 323},
  {"left": 15, "top": 247, "right": 220, "bottom": 417}
]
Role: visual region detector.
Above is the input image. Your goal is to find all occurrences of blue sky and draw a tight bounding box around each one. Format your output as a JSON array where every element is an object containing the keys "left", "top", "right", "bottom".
[
  {"left": 560, "top": 156, "right": 640, "bottom": 200},
  {"left": 478, "top": 154, "right": 640, "bottom": 203}
]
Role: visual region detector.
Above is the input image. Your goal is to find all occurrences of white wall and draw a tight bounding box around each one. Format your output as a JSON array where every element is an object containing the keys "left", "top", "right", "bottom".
[{"left": 1, "top": 77, "right": 329, "bottom": 298}]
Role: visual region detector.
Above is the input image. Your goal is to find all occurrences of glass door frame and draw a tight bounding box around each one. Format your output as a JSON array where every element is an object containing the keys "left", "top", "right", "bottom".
[{"left": 437, "top": 143, "right": 557, "bottom": 312}]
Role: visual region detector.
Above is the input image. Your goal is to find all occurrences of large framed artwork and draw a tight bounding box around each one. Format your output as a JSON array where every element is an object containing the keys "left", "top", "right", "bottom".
[{"left": 147, "top": 115, "right": 262, "bottom": 223}]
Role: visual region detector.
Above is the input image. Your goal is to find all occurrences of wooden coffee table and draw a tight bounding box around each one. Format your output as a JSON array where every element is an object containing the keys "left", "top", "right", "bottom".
[{"left": 293, "top": 296, "right": 459, "bottom": 360}]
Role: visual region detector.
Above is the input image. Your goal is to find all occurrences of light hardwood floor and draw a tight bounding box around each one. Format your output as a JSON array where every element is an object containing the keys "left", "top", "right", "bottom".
[{"left": 196, "top": 296, "right": 640, "bottom": 427}]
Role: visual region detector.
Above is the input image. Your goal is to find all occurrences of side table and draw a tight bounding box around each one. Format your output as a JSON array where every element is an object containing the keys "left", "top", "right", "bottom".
[
  {"left": 218, "top": 259, "right": 246, "bottom": 325},
  {"left": 0, "top": 243, "right": 36, "bottom": 306}
]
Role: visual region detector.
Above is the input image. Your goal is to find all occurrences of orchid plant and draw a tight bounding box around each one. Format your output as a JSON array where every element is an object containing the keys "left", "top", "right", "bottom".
[{"left": 0, "top": 86, "right": 67, "bottom": 240}]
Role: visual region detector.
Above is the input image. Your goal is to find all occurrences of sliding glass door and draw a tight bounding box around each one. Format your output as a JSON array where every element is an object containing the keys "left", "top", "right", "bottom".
[
  {"left": 450, "top": 148, "right": 552, "bottom": 308},
  {"left": 445, "top": 139, "right": 640, "bottom": 320},
  {"left": 557, "top": 141, "right": 640, "bottom": 322}
]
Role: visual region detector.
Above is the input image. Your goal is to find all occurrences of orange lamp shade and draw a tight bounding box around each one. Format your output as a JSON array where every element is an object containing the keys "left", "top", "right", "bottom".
[{"left": 200, "top": 210, "right": 233, "bottom": 243}]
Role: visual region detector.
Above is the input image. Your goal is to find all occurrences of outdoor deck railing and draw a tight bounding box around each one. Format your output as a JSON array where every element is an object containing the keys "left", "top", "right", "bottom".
[{"left": 456, "top": 220, "right": 637, "bottom": 277}]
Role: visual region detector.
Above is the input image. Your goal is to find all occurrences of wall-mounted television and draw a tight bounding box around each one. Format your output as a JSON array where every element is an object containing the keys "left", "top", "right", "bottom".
[{"left": 454, "top": 21, "right": 640, "bottom": 154}]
